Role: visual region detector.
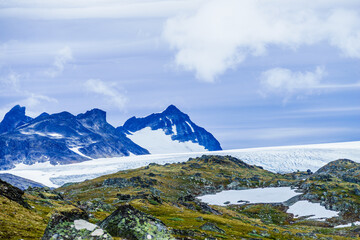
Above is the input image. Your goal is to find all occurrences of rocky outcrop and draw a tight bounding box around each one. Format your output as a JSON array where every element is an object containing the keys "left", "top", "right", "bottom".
[
  {"left": 42, "top": 218, "right": 111, "bottom": 240},
  {"left": 99, "top": 204, "right": 175, "bottom": 240},
  {"left": 0, "top": 179, "right": 30, "bottom": 208},
  {"left": 42, "top": 206, "right": 91, "bottom": 240}
]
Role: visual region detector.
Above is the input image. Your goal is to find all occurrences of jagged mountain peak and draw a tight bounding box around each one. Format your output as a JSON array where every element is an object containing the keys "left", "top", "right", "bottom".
[
  {"left": 162, "top": 104, "right": 183, "bottom": 115},
  {"left": 121, "top": 105, "right": 222, "bottom": 152},
  {"left": 0, "top": 105, "right": 33, "bottom": 134},
  {"left": 77, "top": 108, "right": 107, "bottom": 123}
]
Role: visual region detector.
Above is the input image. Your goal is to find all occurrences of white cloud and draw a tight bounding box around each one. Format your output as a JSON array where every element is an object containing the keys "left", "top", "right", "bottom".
[
  {"left": 84, "top": 79, "right": 127, "bottom": 110},
  {"left": 260, "top": 66, "right": 360, "bottom": 100},
  {"left": 0, "top": 71, "right": 21, "bottom": 93},
  {"left": 20, "top": 93, "right": 58, "bottom": 108},
  {"left": 163, "top": 0, "right": 360, "bottom": 82},
  {"left": 45, "top": 46, "right": 73, "bottom": 77},
  {"left": 260, "top": 66, "right": 326, "bottom": 97},
  {"left": 0, "top": 71, "right": 58, "bottom": 120}
]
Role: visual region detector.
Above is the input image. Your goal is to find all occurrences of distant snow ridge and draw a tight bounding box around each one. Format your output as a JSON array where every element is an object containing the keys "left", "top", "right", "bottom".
[
  {"left": 2, "top": 141, "right": 359, "bottom": 188},
  {"left": 118, "top": 105, "right": 222, "bottom": 153}
]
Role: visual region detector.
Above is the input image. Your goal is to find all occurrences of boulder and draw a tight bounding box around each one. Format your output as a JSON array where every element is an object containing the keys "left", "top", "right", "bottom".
[
  {"left": 42, "top": 206, "right": 89, "bottom": 239},
  {"left": 42, "top": 219, "right": 112, "bottom": 240},
  {"left": 99, "top": 204, "right": 175, "bottom": 240}
]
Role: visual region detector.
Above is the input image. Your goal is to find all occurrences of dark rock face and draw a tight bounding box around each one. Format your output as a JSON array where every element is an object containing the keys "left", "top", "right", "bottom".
[
  {"left": 119, "top": 105, "right": 222, "bottom": 151},
  {"left": 0, "top": 106, "right": 149, "bottom": 170},
  {"left": 99, "top": 204, "right": 175, "bottom": 240},
  {"left": 0, "top": 105, "right": 32, "bottom": 134},
  {"left": 0, "top": 179, "right": 30, "bottom": 208},
  {"left": 0, "top": 173, "right": 46, "bottom": 190}
]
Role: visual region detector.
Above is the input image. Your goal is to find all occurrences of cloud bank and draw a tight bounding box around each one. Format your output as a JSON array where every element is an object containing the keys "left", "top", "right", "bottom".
[
  {"left": 260, "top": 67, "right": 326, "bottom": 99},
  {"left": 163, "top": 0, "right": 360, "bottom": 82}
]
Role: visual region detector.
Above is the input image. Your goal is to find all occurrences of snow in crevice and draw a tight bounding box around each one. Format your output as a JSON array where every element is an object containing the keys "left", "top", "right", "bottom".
[
  {"left": 186, "top": 121, "right": 195, "bottom": 132},
  {"left": 69, "top": 147, "right": 91, "bottom": 159},
  {"left": 171, "top": 124, "right": 177, "bottom": 135}
]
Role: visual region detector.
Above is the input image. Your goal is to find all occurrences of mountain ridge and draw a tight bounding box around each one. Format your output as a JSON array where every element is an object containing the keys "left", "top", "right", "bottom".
[{"left": 0, "top": 105, "right": 221, "bottom": 170}]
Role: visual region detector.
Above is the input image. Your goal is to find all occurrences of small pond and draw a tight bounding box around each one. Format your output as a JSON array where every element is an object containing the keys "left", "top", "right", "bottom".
[
  {"left": 197, "top": 187, "right": 339, "bottom": 220},
  {"left": 197, "top": 187, "right": 299, "bottom": 206}
]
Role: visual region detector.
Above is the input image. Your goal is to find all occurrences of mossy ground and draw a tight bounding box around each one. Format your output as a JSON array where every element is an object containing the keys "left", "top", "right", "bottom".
[{"left": 0, "top": 196, "right": 46, "bottom": 240}]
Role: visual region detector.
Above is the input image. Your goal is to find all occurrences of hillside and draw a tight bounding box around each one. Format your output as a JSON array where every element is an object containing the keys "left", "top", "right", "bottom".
[{"left": 2, "top": 156, "right": 360, "bottom": 239}]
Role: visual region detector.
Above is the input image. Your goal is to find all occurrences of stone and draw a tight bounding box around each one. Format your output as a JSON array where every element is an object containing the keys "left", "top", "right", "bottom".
[
  {"left": 74, "top": 219, "right": 97, "bottom": 231},
  {"left": 199, "top": 222, "right": 225, "bottom": 234},
  {"left": 99, "top": 204, "right": 175, "bottom": 240}
]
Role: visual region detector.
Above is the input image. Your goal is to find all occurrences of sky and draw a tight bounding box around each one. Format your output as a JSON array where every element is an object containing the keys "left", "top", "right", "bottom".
[{"left": 0, "top": 0, "right": 359, "bottom": 149}]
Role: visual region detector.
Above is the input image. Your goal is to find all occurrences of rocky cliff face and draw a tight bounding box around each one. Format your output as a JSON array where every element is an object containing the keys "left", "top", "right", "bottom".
[{"left": 0, "top": 105, "right": 32, "bottom": 134}]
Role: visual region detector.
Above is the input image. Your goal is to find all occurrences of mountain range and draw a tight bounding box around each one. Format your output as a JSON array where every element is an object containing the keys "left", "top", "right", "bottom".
[{"left": 0, "top": 105, "right": 221, "bottom": 170}]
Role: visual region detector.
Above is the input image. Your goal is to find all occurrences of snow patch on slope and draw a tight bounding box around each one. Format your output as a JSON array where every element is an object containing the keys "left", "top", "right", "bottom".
[{"left": 127, "top": 127, "right": 206, "bottom": 154}]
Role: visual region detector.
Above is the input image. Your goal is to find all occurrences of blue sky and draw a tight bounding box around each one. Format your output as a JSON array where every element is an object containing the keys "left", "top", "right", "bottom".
[{"left": 0, "top": 0, "right": 359, "bottom": 149}]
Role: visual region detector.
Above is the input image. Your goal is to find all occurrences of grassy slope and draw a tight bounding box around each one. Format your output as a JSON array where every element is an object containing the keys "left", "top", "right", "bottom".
[
  {"left": 57, "top": 156, "right": 354, "bottom": 240},
  {"left": 1, "top": 156, "right": 360, "bottom": 239}
]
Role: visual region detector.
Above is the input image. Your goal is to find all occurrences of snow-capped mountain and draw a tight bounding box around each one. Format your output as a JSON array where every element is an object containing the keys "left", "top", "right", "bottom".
[
  {"left": 0, "top": 105, "right": 221, "bottom": 170},
  {"left": 0, "top": 106, "right": 149, "bottom": 170},
  {"left": 117, "top": 105, "right": 222, "bottom": 154}
]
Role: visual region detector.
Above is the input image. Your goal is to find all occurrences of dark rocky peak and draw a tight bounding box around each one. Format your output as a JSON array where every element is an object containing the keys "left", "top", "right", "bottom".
[
  {"left": 51, "top": 111, "right": 75, "bottom": 120},
  {"left": 162, "top": 104, "right": 184, "bottom": 116},
  {"left": 35, "top": 112, "right": 50, "bottom": 120},
  {"left": 76, "top": 109, "right": 114, "bottom": 134},
  {"left": 77, "top": 108, "right": 107, "bottom": 124},
  {"left": 0, "top": 105, "right": 33, "bottom": 134},
  {"left": 120, "top": 105, "right": 222, "bottom": 151}
]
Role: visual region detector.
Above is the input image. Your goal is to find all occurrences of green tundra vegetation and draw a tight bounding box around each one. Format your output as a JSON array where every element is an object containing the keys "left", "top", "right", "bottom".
[{"left": 2, "top": 155, "right": 360, "bottom": 239}]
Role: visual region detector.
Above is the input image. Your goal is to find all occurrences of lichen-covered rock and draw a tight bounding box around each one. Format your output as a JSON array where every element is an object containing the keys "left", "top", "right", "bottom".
[
  {"left": 99, "top": 204, "right": 175, "bottom": 240},
  {"left": 43, "top": 219, "right": 112, "bottom": 240},
  {"left": 42, "top": 206, "right": 89, "bottom": 240}
]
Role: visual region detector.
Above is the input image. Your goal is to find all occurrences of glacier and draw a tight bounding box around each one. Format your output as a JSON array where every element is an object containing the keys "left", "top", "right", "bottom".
[{"left": 0, "top": 141, "right": 359, "bottom": 188}]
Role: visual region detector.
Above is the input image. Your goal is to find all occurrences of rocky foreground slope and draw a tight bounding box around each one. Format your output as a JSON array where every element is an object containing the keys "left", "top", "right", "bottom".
[{"left": 2, "top": 156, "right": 360, "bottom": 239}]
